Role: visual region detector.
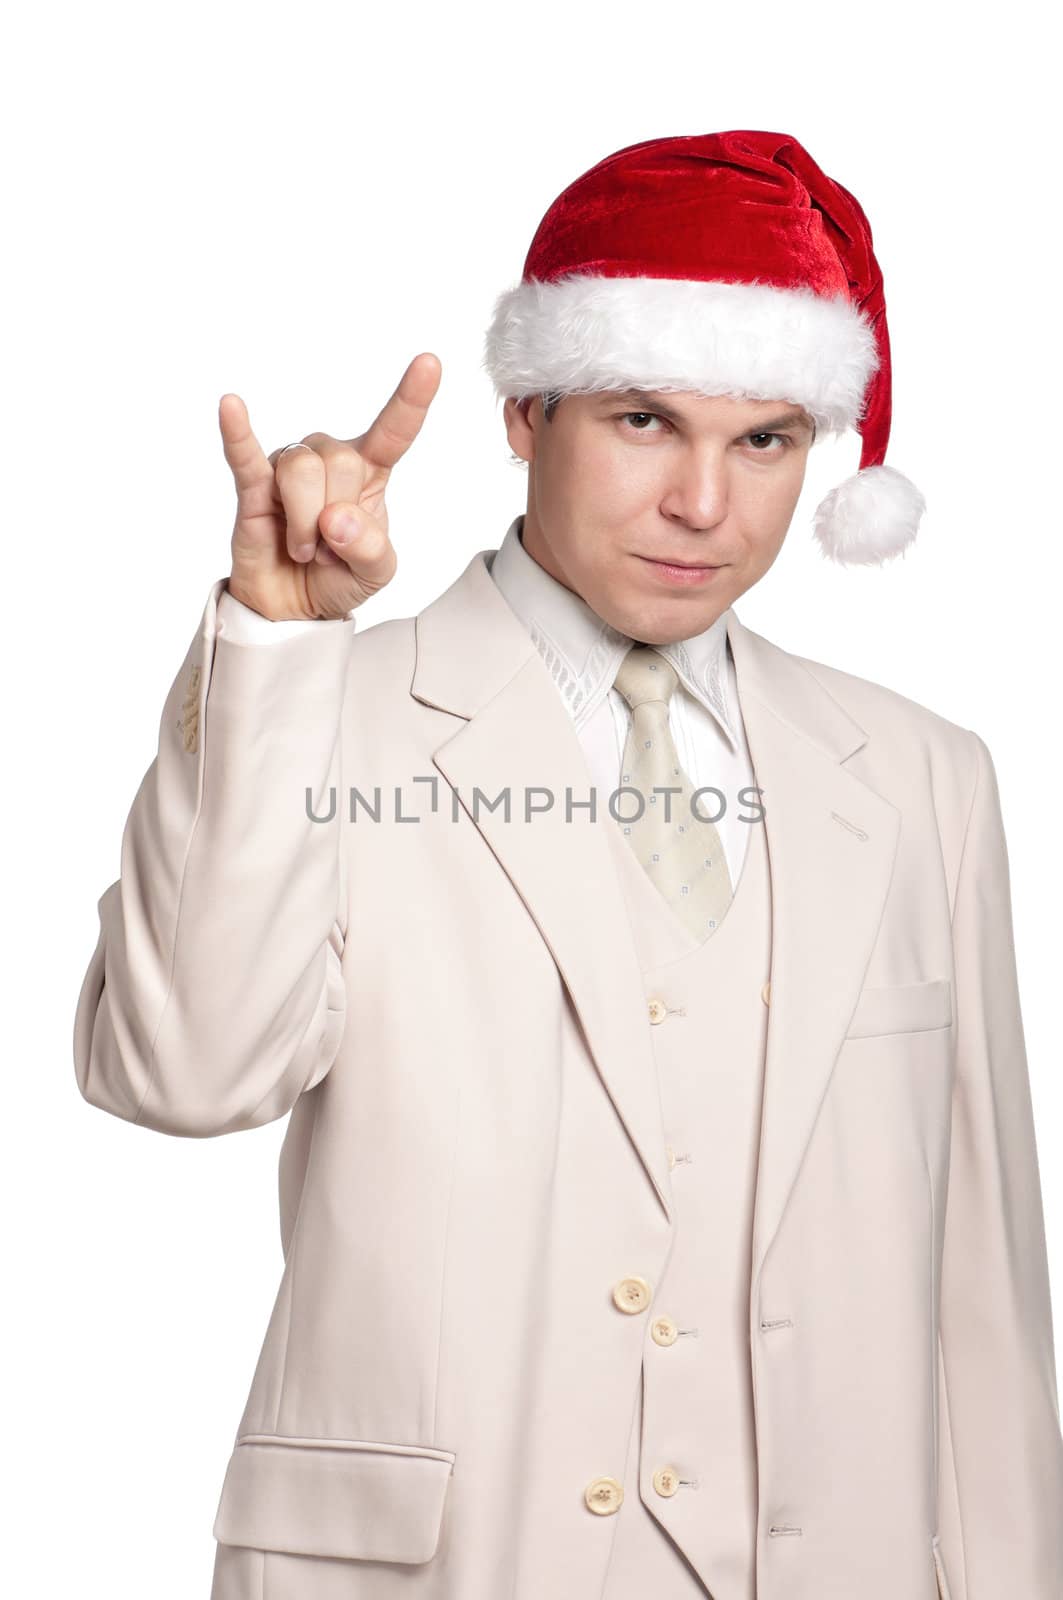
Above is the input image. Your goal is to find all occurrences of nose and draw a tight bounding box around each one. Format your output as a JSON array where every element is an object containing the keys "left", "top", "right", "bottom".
[{"left": 659, "top": 447, "right": 729, "bottom": 532}]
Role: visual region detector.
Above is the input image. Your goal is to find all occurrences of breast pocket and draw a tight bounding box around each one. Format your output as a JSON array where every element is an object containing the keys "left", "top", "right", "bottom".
[
  {"left": 844, "top": 978, "right": 953, "bottom": 1040},
  {"left": 212, "top": 1433, "right": 456, "bottom": 1564}
]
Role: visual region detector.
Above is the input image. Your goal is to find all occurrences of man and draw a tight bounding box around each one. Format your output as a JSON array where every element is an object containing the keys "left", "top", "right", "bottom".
[{"left": 73, "top": 130, "right": 1063, "bottom": 1599}]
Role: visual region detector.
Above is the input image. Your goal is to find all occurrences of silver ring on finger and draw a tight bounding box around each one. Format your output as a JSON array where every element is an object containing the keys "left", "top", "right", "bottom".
[{"left": 278, "top": 442, "right": 313, "bottom": 457}]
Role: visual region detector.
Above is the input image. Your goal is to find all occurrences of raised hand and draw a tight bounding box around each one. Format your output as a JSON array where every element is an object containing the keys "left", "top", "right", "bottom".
[{"left": 218, "top": 352, "right": 442, "bottom": 620}]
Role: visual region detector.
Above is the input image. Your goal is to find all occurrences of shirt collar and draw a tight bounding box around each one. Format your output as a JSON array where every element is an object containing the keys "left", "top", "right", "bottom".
[{"left": 486, "top": 514, "right": 741, "bottom": 750}]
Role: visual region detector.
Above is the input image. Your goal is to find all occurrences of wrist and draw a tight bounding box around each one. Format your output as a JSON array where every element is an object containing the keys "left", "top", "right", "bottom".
[{"left": 224, "top": 578, "right": 320, "bottom": 623}]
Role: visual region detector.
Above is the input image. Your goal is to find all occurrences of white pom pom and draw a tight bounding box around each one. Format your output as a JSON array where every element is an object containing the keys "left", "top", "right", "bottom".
[{"left": 812, "top": 463, "right": 927, "bottom": 567}]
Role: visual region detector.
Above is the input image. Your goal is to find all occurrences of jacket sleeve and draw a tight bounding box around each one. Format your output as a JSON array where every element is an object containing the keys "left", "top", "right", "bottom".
[
  {"left": 936, "top": 729, "right": 1063, "bottom": 1593},
  {"left": 72, "top": 577, "right": 355, "bottom": 1137}
]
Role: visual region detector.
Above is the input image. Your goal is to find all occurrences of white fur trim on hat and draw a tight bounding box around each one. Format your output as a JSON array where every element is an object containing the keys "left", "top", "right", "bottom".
[
  {"left": 483, "top": 273, "right": 879, "bottom": 436},
  {"left": 812, "top": 464, "right": 926, "bottom": 566}
]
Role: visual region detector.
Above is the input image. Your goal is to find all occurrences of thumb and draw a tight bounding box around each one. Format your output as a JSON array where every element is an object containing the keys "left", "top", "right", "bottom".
[
  {"left": 319, "top": 504, "right": 363, "bottom": 551},
  {"left": 319, "top": 505, "right": 396, "bottom": 588}
]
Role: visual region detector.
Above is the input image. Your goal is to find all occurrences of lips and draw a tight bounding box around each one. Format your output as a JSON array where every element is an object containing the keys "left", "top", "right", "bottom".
[{"left": 644, "top": 557, "right": 718, "bottom": 569}]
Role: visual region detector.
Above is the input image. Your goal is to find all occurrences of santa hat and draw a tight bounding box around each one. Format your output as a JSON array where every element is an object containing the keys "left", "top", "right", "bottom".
[{"left": 482, "top": 130, "right": 925, "bottom": 567}]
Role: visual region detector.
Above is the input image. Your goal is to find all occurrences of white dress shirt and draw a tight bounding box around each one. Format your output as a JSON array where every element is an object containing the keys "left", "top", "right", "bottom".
[{"left": 215, "top": 516, "right": 757, "bottom": 885}]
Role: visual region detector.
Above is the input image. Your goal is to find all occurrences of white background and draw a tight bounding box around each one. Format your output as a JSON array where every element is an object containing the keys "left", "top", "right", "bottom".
[{"left": 4, "top": 2, "right": 1059, "bottom": 1592}]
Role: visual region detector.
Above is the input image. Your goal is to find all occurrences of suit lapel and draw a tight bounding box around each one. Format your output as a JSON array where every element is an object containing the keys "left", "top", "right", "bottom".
[
  {"left": 414, "top": 550, "right": 677, "bottom": 1222},
  {"left": 726, "top": 615, "right": 901, "bottom": 1286},
  {"left": 412, "top": 550, "right": 901, "bottom": 1277}
]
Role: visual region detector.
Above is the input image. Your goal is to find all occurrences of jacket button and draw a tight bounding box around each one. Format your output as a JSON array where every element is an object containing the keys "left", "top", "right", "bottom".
[
  {"left": 666, "top": 1145, "right": 676, "bottom": 1170},
  {"left": 651, "top": 1314, "right": 678, "bottom": 1346},
  {"left": 585, "top": 1476, "right": 624, "bottom": 1515},
  {"left": 653, "top": 1465, "right": 680, "bottom": 1497},
  {"left": 648, "top": 998, "right": 667, "bottom": 1024},
  {"left": 613, "top": 1275, "right": 652, "bottom": 1314},
  {"left": 761, "top": 980, "right": 771, "bottom": 1005}
]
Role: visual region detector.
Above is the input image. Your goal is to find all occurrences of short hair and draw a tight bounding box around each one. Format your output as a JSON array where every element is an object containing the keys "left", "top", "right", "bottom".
[{"left": 516, "top": 391, "right": 562, "bottom": 423}]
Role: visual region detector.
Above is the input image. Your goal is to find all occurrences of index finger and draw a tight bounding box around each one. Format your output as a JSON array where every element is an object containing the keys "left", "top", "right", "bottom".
[
  {"left": 218, "top": 393, "right": 274, "bottom": 496},
  {"left": 356, "top": 352, "right": 442, "bottom": 471}
]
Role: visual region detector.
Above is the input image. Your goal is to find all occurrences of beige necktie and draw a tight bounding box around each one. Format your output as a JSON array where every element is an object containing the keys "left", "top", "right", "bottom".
[{"left": 612, "top": 645, "right": 734, "bottom": 940}]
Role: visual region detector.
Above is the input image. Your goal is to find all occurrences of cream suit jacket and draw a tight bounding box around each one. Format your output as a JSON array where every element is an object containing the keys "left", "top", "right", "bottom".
[
  {"left": 217, "top": 512, "right": 756, "bottom": 886},
  {"left": 73, "top": 544, "right": 1063, "bottom": 1600}
]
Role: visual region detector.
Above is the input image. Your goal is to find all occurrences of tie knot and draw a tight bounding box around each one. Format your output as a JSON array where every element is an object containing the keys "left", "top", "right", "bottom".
[{"left": 613, "top": 646, "right": 678, "bottom": 711}]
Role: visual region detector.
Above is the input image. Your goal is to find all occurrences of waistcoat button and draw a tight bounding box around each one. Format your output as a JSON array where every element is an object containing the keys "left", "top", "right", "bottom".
[
  {"left": 585, "top": 1476, "right": 624, "bottom": 1514},
  {"left": 761, "top": 980, "right": 771, "bottom": 1005},
  {"left": 651, "top": 1314, "right": 678, "bottom": 1346},
  {"left": 612, "top": 1275, "right": 652, "bottom": 1313},
  {"left": 648, "top": 998, "right": 667, "bottom": 1024}
]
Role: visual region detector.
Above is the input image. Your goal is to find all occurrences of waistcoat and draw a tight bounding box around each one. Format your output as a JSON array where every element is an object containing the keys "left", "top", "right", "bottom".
[{"left": 600, "top": 801, "right": 773, "bottom": 1600}]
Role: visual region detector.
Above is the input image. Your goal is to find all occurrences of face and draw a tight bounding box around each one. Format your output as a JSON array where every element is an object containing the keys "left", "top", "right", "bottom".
[{"left": 503, "top": 386, "right": 816, "bottom": 644}]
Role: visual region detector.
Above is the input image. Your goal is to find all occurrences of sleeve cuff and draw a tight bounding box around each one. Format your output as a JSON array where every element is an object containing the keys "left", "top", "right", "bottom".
[{"left": 216, "top": 586, "right": 356, "bottom": 643}]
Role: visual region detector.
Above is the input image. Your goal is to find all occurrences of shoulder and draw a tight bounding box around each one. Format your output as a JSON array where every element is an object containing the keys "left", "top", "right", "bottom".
[
  {"left": 776, "top": 640, "right": 986, "bottom": 822},
  {"left": 349, "top": 610, "right": 416, "bottom": 665},
  {"left": 337, "top": 612, "right": 418, "bottom": 719},
  {"left": 793, "top": 646, "right": 975, "bottom": 754}
]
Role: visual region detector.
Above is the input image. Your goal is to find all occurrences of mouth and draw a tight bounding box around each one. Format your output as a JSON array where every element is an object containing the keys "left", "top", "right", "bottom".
[
  {"left": 635, "top": 553, "right": 726, "bottom": 585},
  {"left": 643, "top": 557, "right": 719, "bottom": 569}
]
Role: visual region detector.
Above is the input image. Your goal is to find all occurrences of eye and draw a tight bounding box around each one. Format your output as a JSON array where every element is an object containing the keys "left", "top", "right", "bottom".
[
  {"left": 618, "top": 411, "right": 666, "bottom": 434},
  {"left": 744, "top": 432, "right": 791, "bottom": 453}
]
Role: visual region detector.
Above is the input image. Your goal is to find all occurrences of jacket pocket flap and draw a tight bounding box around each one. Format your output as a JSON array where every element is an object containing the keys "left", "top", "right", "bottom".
[
  {"left": 845, "top": 977, "right": 953, "bottom": 1039},
  {"left": 212, "top": 1434, "right": 456, "bottom": 1563}
]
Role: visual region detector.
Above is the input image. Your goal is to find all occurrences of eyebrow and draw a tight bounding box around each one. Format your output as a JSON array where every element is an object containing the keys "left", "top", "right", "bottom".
[{"left": 602, "top": 387, "right": 815, "bottom": 435}]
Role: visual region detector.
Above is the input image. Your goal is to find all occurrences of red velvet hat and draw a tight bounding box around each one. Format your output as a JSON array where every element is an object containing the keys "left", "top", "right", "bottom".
[{"left": 483, "top": 130, "right": 925, "bottom": 567}]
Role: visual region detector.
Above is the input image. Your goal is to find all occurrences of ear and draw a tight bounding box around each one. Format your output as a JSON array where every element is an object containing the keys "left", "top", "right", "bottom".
[{"left": 504, "top": 395, "right": 536, "bottom": 463}]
